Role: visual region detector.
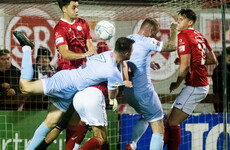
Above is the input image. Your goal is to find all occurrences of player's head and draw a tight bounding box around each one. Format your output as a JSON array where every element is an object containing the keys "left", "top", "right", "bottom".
[
  {"left": 177, "top": 9, "right": 196, "bottom": 31},
  {"left": 140, "top": 18, "right": 160, "bottom": 38},
  {"left": 114, "top": 37, "right": 135, "bottom": 61},
  {"left": 57, "top": 0, "right": 79, "bottom": 20},
  {"left": 0, "top": 49, "right": 11, "bottom": 71}
]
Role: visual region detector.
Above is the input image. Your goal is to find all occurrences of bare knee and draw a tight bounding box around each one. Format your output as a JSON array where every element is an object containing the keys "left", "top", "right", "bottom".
[
  {"left": 19, "top": 79, "right": 31, "bottom": 94},
  {"left": 44, "top": 109, "right": 63, "bottom": 129},
  {"left": 167, "top": 118, "right": 180, "bottom": 127},
  {"left": 44, "top": 118, "right": 58, "bottom": 129},
  {"left": 92, "top": 126, "right": 107, "bottom": 144},
  {"left": 150, "top": 119, "right": 164, "bottom": 134}
]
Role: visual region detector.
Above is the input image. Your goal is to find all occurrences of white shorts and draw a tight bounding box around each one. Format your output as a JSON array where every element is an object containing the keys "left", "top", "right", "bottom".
[
  {"left": 73, "top": 87, "right": 107, "bottom": 126},
  {"left": 172, "top": 85, "right": 209, "bottom": 115}
]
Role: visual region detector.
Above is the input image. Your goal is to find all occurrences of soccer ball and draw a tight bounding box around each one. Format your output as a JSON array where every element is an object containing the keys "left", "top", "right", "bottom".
[{"left": 95, "top": 20, "right": 115, "bottom": 40}]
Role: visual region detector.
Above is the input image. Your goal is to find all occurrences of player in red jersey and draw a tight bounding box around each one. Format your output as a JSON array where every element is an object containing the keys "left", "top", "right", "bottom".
[
  {"left": 54, "top": 0, "right": 98, "bottom": 149},
  {"left": 163, "top": 9, "right": 217, "bottom": 150},
  {"left": 55, "top": 0, "right": 96, "bottom": 71}
]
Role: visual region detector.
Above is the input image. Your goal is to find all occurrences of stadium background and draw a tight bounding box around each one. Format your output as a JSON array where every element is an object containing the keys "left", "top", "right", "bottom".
[{"left": 0, "top": 0, "right": 229, "bottom": 149}]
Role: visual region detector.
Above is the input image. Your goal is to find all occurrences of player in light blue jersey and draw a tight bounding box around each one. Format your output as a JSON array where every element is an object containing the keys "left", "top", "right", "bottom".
[
  {"left": 124, "top": 18, "right": 177, "bottom": 150},
  {"left": 13, "top": 31, "right": 134, "bottom": 150}
]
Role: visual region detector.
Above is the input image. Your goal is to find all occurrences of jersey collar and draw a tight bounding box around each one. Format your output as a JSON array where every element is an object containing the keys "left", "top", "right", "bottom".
[{"left": 60, "top": 18, "right": 76, "bottom": 25}]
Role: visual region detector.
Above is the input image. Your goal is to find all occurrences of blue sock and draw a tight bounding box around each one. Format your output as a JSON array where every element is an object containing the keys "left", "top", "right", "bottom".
[
  {"left": 132, "top": 118, "right": 149, "bottom": 143},
  {"left": 20, "top": 46, "right": 33, "bottom": 80},
  {"left": 150, "top": 134, "right": 163, "bottom": 150},
  {"left": 26, "top": 122, "right": 51, "bottom": 150}
]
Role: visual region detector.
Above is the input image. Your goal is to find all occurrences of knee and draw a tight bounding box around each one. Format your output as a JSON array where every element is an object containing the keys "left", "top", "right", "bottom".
[
  {"left": 167, "top": 118, "right": 179, "bottom": 127},
  {"left": 95, "top": 136, "right": 105, "bottom": 147},
  {"left": 19, "top": 79, "right": 31, "bottom": 94},
  {"left": 44, "top": 116, "right": 59, "bottom": 129}
]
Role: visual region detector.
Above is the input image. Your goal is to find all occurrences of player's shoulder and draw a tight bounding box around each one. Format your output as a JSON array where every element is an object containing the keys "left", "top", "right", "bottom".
[
  {"left": 101, "top": 51, "right": 113, "bottom": 59},
  {"left": 54, "top": 20, "right": 66, "bottom": 31},
  {"left": 76, "top": 18, "right": 88, "bottom": 24},
  {"left": 179, "top": 29, "right": 194, "bottom": 39},
  {"left": 128, "top": 34, "right": 152, "bottom": 43}
]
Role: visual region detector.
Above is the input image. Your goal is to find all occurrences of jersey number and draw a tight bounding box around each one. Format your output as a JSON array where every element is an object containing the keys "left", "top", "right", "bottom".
[
  {"left": 195, "top": 34, "right": 206, "bottom": 65},
  {"left": 88, "top": 54, "right": 106, "bottom": 63}
]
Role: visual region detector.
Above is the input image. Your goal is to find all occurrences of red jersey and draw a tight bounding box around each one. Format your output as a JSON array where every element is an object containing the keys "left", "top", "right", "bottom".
[
  {"left": 177, "top": 28, "right": 212, "bottom": 87},
  {"left": 97, "top": 41, "right": 109, "bottom": 54},
  {"left": 54, "top": 18, "right": 92, "bottom": 71}
]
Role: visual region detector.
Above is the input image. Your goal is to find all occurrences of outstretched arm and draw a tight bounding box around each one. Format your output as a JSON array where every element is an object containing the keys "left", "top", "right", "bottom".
[
  {"left": 86, "top": 39, "right": 97, "bottom": 55},
  {"left": 58, "top": 44, "right": 95, "bottom": 60},
  {"left": 122, "top": 61, "right": 133, "bottom": 88},
  {"left": 161, "top": 22, "right": 178, "bottom": 52}
]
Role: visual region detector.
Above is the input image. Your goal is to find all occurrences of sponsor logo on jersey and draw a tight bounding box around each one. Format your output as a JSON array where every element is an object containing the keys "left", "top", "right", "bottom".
[
  {"left": 179, "top": 45, "right": 185, "bottom": 52},
  {"left": 56, "top": 37, "right": 64, "bottom": 45},
  {"left": 151, "top": 38, "right": 160, "bottom": 46}
]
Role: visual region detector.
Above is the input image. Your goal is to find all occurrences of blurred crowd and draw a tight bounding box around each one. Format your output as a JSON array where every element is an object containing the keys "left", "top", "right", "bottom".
[
  {"left": 0, "top": 41, "right": 110, "bottom": 111},
  {"left": 0, "top": 45, "right": 229, "bottom": 112}
]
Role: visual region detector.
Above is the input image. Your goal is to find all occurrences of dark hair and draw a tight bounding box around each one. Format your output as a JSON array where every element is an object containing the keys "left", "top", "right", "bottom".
[
  {"left": 0, "top": 49, "right": 10, "bottom": 56},
  {"left": 178, "top": 9, "right": 197, "bottom": 23},
  {"left": 141, "top": 18, "right": 159, "bottom": 31},
  {"left": 115, "top": 37, "right": 134, "bottom": 53},
  {"left": 36, "top": 47, "right": 52, "bottom": 62},
  {"left": 57, "top": 0, "right": 78, "bottom": 10}
]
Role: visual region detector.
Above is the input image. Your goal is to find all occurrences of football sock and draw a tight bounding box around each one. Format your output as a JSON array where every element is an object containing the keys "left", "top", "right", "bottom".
[
  {"left": 79, "top": 137, "right": 103, "bottom": 150},
  {"left": 132, "top": 118, "right": 149, "bottom": 143},
  {"left": 163, "top": 121, "right": 169, "bottom": 146},
  {"left": 150, "top": 134, "right": 163, "bottom": 150},
  {"left": 167, "top": 126, "right": 181, "bottom": 150},
  {"left": 26, "top": 122, "right": 51, "bottom": 150},
  {"left": 20, "top": 46, "right": 33, "bottom": 80},
  {"left": 65, "top": 121, "right": 88, "bottom": 150}
]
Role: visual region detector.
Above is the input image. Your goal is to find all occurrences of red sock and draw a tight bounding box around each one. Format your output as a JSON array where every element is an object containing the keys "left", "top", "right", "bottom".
[
  {"left": 163, "top": 122, "right": 169, "bottom": 147},
  {"left": 79, "top": 137, "right": 103, "bottom": 150},
  {"left": 167, "top": 126, "right": 181, "bottom": 150},
  {"left": 65, "top": 121, "right": 88, "bottom": 150}
]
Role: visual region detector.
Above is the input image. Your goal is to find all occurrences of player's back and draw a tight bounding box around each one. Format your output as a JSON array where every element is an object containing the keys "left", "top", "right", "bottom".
[
  {"left": 70, "top": 51, "right": 122, "bottom": 90},
  {"left": 178, "top": 29, "right": 210, "bottom": 86},
  {"left": 127, "top": 34, "right": 161, "bottom": 91}
]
